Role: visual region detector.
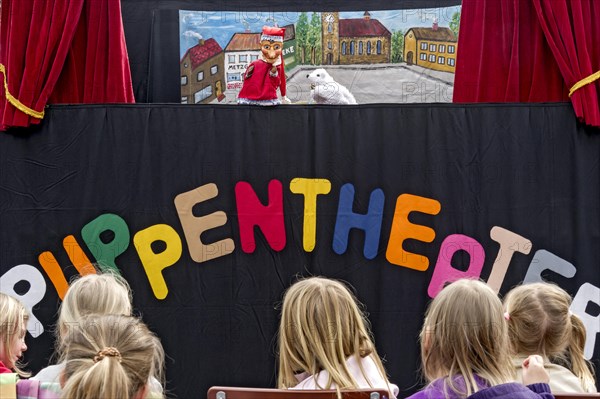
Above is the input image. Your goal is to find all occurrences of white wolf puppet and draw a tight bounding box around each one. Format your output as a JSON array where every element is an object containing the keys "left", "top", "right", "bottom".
[{"left": 306, "top": 69, "right": 357, "bottom": 105}]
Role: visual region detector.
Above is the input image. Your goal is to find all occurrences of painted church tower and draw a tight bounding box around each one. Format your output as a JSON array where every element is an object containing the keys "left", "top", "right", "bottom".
[{"left": 322, "top": 12, "right": 340, "bottom": 65}]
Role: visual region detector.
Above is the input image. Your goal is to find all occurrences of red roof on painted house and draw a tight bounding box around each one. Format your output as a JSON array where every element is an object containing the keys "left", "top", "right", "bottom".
[
  {"left": 225, "top": 33, "right": 261, "bottom": 52},
  {"left": 339, "top": 18, "right": 391, "bottom": 38},
  {"left": 182, "top": 38, "right": 223, "bottom": 70}
]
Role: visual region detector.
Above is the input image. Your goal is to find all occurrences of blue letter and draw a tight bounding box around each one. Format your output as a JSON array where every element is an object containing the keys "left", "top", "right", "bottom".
[{"left": 333, "top": 184, "right": 384, "bottom": 259}]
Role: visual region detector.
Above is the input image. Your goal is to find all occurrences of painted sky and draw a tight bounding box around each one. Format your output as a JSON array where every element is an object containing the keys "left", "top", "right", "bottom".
[{"left": 179, "top": 7, "right": 461, "bottom": 59}]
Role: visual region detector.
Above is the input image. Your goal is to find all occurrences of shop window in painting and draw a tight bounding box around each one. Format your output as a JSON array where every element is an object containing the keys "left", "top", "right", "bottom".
[{"left": 194, "top": 85, "right": 212, "bottom": 103}]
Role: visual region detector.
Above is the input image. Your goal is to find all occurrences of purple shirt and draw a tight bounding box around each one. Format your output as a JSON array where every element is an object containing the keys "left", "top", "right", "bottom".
[{"left": 406, "top": 375, "right": 554, "bottom": 399}]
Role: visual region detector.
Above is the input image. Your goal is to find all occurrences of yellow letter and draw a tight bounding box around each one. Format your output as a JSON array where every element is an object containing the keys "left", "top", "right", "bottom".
[
  {"left": 289, "top": 178, "right": 331, "bottom": 252},
  {"left": 133, "top": 224, "right": 182, "bottom": 300}
]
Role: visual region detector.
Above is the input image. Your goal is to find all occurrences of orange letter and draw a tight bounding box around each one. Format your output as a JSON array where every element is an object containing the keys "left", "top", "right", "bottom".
[
  {"left": 38, "top": 235, "right": 95, "bottom": 299},
  {"left": 386, "top": 194, "right": 441, "bottom": 271}
]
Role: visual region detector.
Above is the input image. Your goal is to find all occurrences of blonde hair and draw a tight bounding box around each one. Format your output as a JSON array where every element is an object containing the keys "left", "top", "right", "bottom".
[
  {"left": 504, "top": 282, "right": 596, "bottom": 391},
  {"left": 420, "top": 279, "right": 514, "bottom": 398},
  {"left": 277, "top": 277, "right": 392, "bottom": 394},
  {"left": 61, "top": 314, "right": 165, "bottom": 399},
  {"left": 0, "top": 292, "right": 30, "bottom": 377},
  {"left": 57, "top": 271, "right": 132, "bottom": 355}
]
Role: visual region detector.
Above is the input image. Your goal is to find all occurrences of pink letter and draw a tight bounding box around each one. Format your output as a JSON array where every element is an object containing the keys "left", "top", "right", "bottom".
[
  {"left": 235, "top": 180, "right": 286, "bottom": 253},
  {"left": 428, "top": 234, "right": 485, "bottom": 298}
]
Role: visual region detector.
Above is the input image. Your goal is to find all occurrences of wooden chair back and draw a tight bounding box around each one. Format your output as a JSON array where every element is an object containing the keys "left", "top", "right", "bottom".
[{"left": 207, "top": 386, "right": 391, "bottom": 399}]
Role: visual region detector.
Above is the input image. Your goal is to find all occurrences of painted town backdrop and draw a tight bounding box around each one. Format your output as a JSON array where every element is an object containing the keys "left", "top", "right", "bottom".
[{"left": 179, "top": 8, "right": 461, "bottom": 104}]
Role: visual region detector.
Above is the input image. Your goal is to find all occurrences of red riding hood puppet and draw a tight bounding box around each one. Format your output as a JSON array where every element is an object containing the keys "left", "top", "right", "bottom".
[{"left": 237, "top": 26, "right": 290, "bottom": 105}]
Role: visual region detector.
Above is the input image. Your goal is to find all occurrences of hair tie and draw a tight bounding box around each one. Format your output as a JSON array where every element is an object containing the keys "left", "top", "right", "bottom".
[
  {"left": 94, "top": 347, "right": 122, "bottom": 363},
  {"left": 504, "top": 312, "right": 510, "bottom": 321}
]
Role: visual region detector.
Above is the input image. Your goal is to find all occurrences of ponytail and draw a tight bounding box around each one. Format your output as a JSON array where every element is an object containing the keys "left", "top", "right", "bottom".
[
  {"left": 62, "top": 355, "right": 133, "bottom": 399},
  {"left": 60, "top": 315, "right": 164, "bottom": 399},
  {"left": 567, "top": 314, "right": 596, "bottom": 392}
]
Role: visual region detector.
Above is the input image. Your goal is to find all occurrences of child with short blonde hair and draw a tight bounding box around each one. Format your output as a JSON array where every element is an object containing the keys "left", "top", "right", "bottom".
[
  {"left": 32, "top": 271, "right": 134, "bottom": 383},
  {"left": 277, "top": 277, "right": 399, "bottom": 398},
  {"left": 60, "top": 314, "right": 165, "bottom": 399},
  {"left": 504, "top": 282, "right": 597, "bottom": 393},
  {"left": 0, "top": 292, "right": 29, "bottom": 376},
  {"left": 407, "top": 279, "right": 554, "bottom": 399}
]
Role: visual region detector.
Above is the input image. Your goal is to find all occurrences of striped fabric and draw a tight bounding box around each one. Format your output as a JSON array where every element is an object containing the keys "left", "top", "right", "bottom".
[{"left": 16, "top": 380, "right": 60, "bottom": 399}]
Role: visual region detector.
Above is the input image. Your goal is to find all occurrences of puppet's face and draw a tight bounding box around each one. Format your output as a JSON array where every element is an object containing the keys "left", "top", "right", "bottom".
[{"left": 261, "top": 40, "right": 283, "bottom": 64}]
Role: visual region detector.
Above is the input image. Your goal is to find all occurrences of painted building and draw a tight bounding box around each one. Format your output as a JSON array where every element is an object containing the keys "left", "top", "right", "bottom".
[
  {"left": 322, "top": 11, "right": 391, "bottom": 65},
  {"left": 224, "top": 33, "right": 261, "bottom": 91},
  {"left": 404, "top": 21, "right": 457, "bottom": 73},
  {"left": 180, "top": 38, "right": 225, "bottom": 104},
  {"left": 224, "top": 25, "right": 296, "bottom": 91}
]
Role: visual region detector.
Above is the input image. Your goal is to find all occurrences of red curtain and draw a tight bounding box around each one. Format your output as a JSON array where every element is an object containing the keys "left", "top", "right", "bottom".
[
  {"left": 454, "top": 0, "right": 600, "bottom": 127},
  {"left": 0, "top": 0, "right": 134, "bottom": 131},
  {"left": 531, "top": 0, "right": 600, "bottom": 127}
]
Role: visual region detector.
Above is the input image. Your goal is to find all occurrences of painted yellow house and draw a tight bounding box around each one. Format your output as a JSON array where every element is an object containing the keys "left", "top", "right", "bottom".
[{"left": 404, "top": 23, "right": 457, "bottom": 73}]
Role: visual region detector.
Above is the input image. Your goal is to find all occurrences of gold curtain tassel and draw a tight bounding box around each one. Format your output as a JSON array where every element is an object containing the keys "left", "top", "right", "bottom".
[
  {"left": 569, "top": 70, "right": 600, "bottom": 98},
  {"left": 0, "top": 63, "right": 45, "bottom": 119}
]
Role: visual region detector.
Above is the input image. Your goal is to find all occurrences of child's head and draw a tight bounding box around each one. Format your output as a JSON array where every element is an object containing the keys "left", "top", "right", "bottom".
[
  {"left": 57, "top": 272, "right": 132, "bottom": 349},
  {"left": 503, "top": 282, "right": 595, "bottom": 391},
  {"left": 420, "top": 279, "right": 513, "bottom": 396},
  {"left": 61, "top": 314, "right": 164, "bottom": 399},
  {"left": 277, "top": 276, "right": 387, "bottom": 390},
  {"left": 0, "top": 292, "right": 29, "bottom": 376}
]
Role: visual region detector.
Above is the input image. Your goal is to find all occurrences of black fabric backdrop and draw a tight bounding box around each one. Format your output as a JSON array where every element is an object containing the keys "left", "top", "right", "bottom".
[
  {"left": 121, "top": 0, "right": 463, "bottom": 102},
  {"left": 1, "top": 103, "right": 599, "bottom": 398}
]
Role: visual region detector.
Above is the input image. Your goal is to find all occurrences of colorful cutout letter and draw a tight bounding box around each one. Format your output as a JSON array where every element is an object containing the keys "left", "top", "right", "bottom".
[
  {"left": 571, "top": 283, "right": 600, "bottom": 359},
  {"left": 386, "top": 194, "right": 441, "bottom": 270},
  {"left": 487, "top": 226, "right": 532, "bottom": 293},
  {"left": 524, "top": 250, "right": 577, "bottom": 283},
  {"left": 289, "top": 178, "right": 331, "bottom": 252},
  {"left": 174, "top": 183, "right": 235, "bottom": 262},
  {"left": 235, "top": 180, "right": 286, "bottom": 253},
  {"left": 38, "top": 235, "right": 96, "bottom": 299},
  {"left": 428, "top": 234, "right": 485, "bottom": 298},
  {"left": 333, "top": 184, "right": 384, "bottom": 260},
  {"left": 133, "top": 224, "right": 182, "bottom": 300},
  {"left": 81, "top": 213, "right": 130, "bottom": 273},
  {"left": 0, "top": 265, "right": 46, "bottom": 337}
]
